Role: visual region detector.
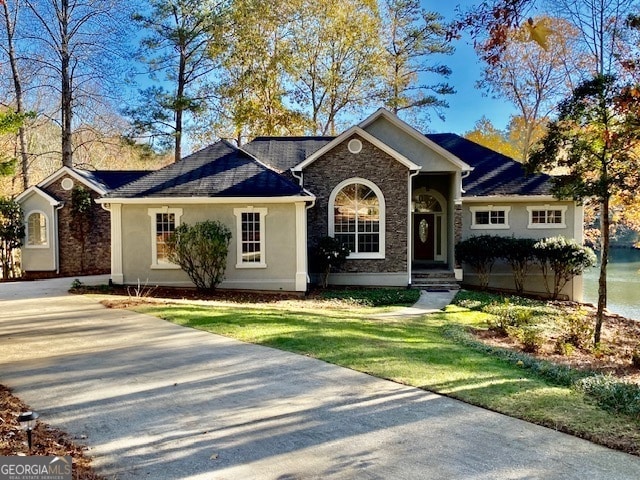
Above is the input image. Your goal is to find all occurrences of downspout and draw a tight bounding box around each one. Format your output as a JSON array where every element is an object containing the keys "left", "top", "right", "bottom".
[
  {"left": 407, "top": 169, "right": 421, "bottom": 288},
  {"left": 54, "top": 202, "right": 64, "bottom": 274},
  {"left": 291, "top": 169, "right": 316, "bottom": 289}
]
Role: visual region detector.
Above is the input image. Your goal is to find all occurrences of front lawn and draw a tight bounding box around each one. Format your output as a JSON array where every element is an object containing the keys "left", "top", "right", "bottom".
[{"left": 110, "top": 290, "right": 640, "bottom": 454}]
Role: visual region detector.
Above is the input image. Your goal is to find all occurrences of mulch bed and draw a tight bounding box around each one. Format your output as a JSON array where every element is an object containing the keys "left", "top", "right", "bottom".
[
  {"left": 0, "top": 385, "right": 104, "bottom": 479},
  {"left": 472, "top": 301, "right": 640, "bottom": 383}
]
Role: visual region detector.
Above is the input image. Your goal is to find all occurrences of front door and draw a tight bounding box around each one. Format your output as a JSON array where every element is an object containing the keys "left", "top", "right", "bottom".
[{"left": 414, "top": 213, "right": 435, "bottom": 261}]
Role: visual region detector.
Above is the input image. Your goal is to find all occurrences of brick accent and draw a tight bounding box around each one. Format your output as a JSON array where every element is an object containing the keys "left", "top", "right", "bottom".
[
  {"left": 303, "top": 134, "right": 408, "bottom": 274},
  {"left": 43, "top": 175, "right": 111, "bottom": 276}
]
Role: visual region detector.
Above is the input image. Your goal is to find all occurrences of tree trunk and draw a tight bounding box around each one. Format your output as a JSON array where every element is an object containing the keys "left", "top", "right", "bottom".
[
  {"left": 2, "top": 1, "right": 30, "bottom": 188},
  {"left": 60, "top": 0, "right": 73, "bottom": 167},
  {"left": 174, "top": 43, "right": 187, "bottom": 163},
  {"left": 594, "top": 195, "right": 609, "bottom": 345}
]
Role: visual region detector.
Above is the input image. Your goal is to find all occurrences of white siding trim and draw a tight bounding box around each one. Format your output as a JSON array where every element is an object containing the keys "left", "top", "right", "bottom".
[
  {"left": 526, "top": 205, "right": 568, "bottom": 229},
  {"left": 110, "top": 204, "right": 124, "bottom": 284},
  {"left": 234, "top": 207, "right": 268, "bottom": 269},
  {"left": 295, "top": 202, "right": 308, "bottom": 291},
  {"left": 147, "top": 207, "right": 183, "bottom": 269},
  {"left": 469, "top": 205, "right": 511, "bottom": 230}
]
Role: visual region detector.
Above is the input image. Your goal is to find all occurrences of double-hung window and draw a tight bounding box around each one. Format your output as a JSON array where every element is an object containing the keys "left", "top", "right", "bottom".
[
  {"left": 234, "top": 207, "right": 267, "bottom": 268},
  {"left": 148, "top": 207, "right": 183, "bottom": 268}
]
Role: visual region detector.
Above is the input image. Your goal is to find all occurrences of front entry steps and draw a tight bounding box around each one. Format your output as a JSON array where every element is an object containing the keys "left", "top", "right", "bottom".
[{"left": 411, "top": 270, "right": 460, "bottom": 291}]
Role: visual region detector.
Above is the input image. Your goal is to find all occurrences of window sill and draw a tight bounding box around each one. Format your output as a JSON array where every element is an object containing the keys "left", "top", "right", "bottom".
[
  {"left": 470, "top": 224, "right": 510, "bottom": 230},
  {"left": 150, "top": 264, "right": 181, "bottom": 270},
  {"left": 346, "top": 253, "right": 385, "bottom": 260},
  {"left": 236, "top": 263, "right": 267, "bottom": 269},
  {"left": 527, "top": 223, "right": 566, "bottom": 229},
  {"left": 24, "top": 245, "right": 50, "bottom": 249}
]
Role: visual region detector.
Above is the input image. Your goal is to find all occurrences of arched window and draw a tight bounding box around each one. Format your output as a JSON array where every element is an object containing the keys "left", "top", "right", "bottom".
[
  {"left": 329, "top": 178, "right": 385, "bottom": 259},
  {"left": 27, "top": 211, "right": 48, "bottom": 247}
]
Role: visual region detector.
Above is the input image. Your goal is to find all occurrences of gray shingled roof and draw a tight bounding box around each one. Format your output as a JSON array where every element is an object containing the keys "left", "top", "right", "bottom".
[
  {"left": 75, "top": 169, "right": 153, "bottom": 191},
  {"left": 243, "top": 136, "right": 333, "bottom": 173},
  {"left": 426, "top": 133, "right": 553, "bottom": 197},
  {"left": 104, "top": 140, "right": 305, "bottom": 198}
]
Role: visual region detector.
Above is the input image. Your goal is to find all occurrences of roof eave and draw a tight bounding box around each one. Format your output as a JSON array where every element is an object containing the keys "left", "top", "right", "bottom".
[{"left": 96, "top": 194, "right": 316, "bottom": 205}]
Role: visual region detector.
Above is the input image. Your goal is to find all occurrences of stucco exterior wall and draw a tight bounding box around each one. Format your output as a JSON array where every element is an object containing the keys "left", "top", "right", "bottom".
[
  {"left": 20, "top": 194, "right": 56, "bottom": 274},
  {"left": 459, "top": 199, "right": 583, "bottom": 300},
  {"left": 118, "top": 202, "right": 300, "bottom": 291},
  {"left": 302, "top": 134, "right": 409, "bottom": 285},
  {"left": 364, "top": 117, "right": 458, "bottom": 172}
]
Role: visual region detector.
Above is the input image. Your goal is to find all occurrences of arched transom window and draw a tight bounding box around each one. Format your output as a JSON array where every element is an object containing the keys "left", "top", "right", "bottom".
[
  {"left": 329, "top": 178, "right": 385, "bottom": 259},
  {"left": 27, "top": 211, "right": 48, "bottom": 247}
]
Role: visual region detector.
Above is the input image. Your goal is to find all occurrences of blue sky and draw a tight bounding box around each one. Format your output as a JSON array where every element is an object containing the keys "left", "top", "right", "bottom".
[{"left": 424, "top": 1, "right": 517, "bottom": 135}]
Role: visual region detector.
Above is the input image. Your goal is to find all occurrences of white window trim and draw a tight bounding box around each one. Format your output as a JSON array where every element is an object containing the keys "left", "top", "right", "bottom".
[
  {"left": 234, "top": 207, "right": 268, "bottom": 269},
  {"left": 148, "top": 207, "right": 183, "bottom": 269},
  {"left": 328, "top": 177, "right": 386, "bottom": 259},
  {"left": 470, "top": 205, "right": 511, "bottom": 230},
  {"left": 25, "top": 210, "right": 49, "bottom": 249},
  {"left": 527, "top": 205, "right": 567, "bottom": 229}
]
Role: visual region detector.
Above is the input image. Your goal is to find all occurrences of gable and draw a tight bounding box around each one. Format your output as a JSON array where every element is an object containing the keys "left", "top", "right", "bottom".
[
  {"left": 15, "top": 186, "right": 60, "bottom": 207},
  {"left": 360, "top": 109, "right": 471, "bottom": 172},
  {"left": 292, "top": 126, "right": 420, "bottom": 172}
]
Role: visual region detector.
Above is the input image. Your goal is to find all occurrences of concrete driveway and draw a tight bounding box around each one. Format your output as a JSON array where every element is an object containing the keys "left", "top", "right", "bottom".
[{"left": 1, "top": 277, "right": 639, "bottom": 479}]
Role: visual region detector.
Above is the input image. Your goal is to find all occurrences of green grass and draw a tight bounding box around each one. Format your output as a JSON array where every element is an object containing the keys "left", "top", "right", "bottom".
[{"left": 127, "top": 291, "right": 640, "bottom": 454}]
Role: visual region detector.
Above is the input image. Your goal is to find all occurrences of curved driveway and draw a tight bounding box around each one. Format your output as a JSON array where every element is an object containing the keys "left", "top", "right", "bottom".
[{"left": 1, "top": 277, "right": 639, "bottom": 479}]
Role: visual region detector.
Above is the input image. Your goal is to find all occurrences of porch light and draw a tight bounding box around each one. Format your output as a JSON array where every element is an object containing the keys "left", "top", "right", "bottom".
[{"left": 17, "top": 411, "right": 39, "bottom": 453}]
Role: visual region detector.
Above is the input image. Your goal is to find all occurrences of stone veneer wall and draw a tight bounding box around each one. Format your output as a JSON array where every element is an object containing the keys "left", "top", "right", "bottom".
[
  {"left": 45, "top": 175, "right": 111, "bottom": 276},
  {"left": 303, "top": 134, "right": 408, "bottom": 275},
  {"left": 454, "top": 203, "right": 462, "bottom": 268}
]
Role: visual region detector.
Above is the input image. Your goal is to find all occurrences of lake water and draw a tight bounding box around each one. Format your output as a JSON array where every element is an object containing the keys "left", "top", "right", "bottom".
[{"left": 582, "top": 248, "right": 640, "bottom": 321}]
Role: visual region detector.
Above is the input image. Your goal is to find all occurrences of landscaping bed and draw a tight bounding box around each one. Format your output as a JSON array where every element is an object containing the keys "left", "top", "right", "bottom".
[{"left": 0, "top": 385, "right": 103, "bottom": 479}]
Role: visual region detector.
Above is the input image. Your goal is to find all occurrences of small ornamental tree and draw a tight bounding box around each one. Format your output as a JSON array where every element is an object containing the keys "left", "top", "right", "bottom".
[
  {"left": 501, "top": 237, "right": 537, "bottom": 294},
  {"left": 533, "top": 236, "right": 596, "bottom": 300},
  {"left": 315, "top": 236, "right": 350, "bottom": 288},
  {"left": 166, "top": 220, "right": 232, "bottom": 291},
  {"left": 0, "top": 198, "right": 24, "bottom": 280},
  {"left": 455, "top": 235, "right": 505, "bottom": 289}
]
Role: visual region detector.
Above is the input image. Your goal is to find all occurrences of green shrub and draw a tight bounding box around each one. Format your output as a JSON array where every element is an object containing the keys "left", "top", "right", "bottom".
[
  {"left": 484, "top": 299, "right": 534, "bottom": 335},
  {"left": 575, "top": 375, "right": 640, "bottom": 417},
  {"left": 455, "top": 235, "right": 506, "bottom": 289},
  {"left": 554, "top": 340, "right": 575, "bottom": 356},
  {"left": 314, "top": 236, "right": 350, "bottom": 288},
  {"left": 533, "top": 236, "right": 596, "bottom": 299},
  {"left": 509, "top": 326, "right": 544, "bottom": 353},
  {"left": 0, "top": 198, "right": 24, "bottom": 280},
  {"left": 166, "top": 220, "right": 232, "bottom": 291},
  {"left": 501, "top": 237, "right": 537, "bottom": 294},
  {"left": 556, "top": 310, "right": 593, "bottom": 349}
]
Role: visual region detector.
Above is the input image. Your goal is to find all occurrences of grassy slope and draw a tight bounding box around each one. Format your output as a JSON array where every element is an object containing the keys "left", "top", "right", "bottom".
[{"left": 130, "top": 298, "right": 640, "bottom": 454}]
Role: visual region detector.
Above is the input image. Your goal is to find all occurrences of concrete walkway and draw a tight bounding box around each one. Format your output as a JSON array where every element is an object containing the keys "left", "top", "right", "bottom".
[
  {"left": 375, "top": 289, "right": 458, "bottom": 317},
  {"left": 1, "top": 277, "right": 640, "bottom": 479}
]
